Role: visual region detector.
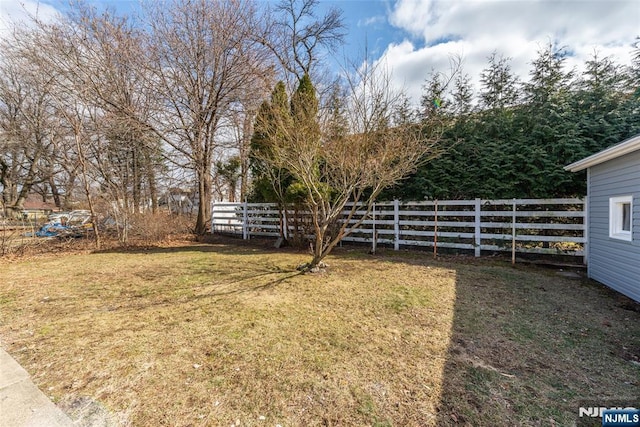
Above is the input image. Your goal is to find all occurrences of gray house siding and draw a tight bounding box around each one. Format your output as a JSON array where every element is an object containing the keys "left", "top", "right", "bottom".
[{"left": 588, "top": 149, "right": 640, "bottom": 302}]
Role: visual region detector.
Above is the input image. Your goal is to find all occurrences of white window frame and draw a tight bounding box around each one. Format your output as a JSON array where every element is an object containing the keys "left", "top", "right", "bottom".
[{"left": 609, "top": 195, "right": 633, "bottom": 241}]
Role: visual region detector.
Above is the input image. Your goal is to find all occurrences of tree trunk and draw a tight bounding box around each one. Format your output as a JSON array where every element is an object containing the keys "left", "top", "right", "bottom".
[
  {"left": 49, "top": 177, "right": 61, "bottom": 209},
  {"left": 228, "top": 183, "right": 236, "bottom": 203},
  {"left": 240, "top": 112, "right": 253, "bottom": 202},
  {"left": 195, "top": 167, "right": 212, "bottom": 235},
  {"left": 75, "top": 133, "right": 101, "bottom": 249},
  {"left": 13, "top": 145, "right": 44, "bottom": 211},
  {"left": 63, "top": 173, "right": 77, "bottom": 210},
  {"left": 1, "top": 178, "right": 17, "bottom": 217},
  {"left": 147, "top": 161, "right": 158, "bottom": 214},
  {"left": 305, "top": 204, "right": 326, "bottom": 269}
]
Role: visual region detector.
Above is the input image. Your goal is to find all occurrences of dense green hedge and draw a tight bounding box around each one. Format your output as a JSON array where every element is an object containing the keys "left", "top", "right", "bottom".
[{"left": 382, "top": 44, "right": 640, "bottom": 200}]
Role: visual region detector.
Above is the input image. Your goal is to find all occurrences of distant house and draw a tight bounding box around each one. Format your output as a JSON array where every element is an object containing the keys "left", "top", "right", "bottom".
[
  {"left": 158, "top": 189, "right": 198, "bottom": 215},
  {"left": 18, "top": 195, "right": 59, "bottom": 221},
  {"left": 565, "top": 134, "right": 640, "bottom": 302}
]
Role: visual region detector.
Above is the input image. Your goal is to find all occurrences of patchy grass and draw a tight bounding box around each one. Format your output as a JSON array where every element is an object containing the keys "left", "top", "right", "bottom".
[{"left": 0, "top": 241, "right": 638, "bottom": 426}]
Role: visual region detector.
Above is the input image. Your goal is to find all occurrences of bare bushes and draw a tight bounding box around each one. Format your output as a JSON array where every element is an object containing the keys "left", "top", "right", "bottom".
[
  {"left": 124, "top": 213, "right": 193, "bottom": 245},
  {"left": 0, "top": 226, "right": 26, "bottom": 257},
  {"left": 0, "top": 213, "right": 195, "bottom": 259}
]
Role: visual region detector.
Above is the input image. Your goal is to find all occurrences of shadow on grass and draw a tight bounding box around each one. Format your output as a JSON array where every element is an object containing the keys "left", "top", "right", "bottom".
[
  {"left": 432, "top": 262, "right": 640, "bottom": 425},
  {"left": 103, "top": 269, "right": 304, "bottom": 317},
  {"left": 93, "top": 244, "right": 263, "bottom": 256},
  {"left": 91, "top": 235, "right": 309, "bottom": 257}
]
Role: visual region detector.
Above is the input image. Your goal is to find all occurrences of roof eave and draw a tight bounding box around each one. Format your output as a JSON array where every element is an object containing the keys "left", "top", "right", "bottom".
[{"left": 564, "top": 134, "right": 640, "bottom": 173}]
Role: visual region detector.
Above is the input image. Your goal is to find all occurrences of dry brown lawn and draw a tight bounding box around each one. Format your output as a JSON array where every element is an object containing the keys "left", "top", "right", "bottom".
[{"left": 0, "top": 240, "right": 638, "bottom": 426}]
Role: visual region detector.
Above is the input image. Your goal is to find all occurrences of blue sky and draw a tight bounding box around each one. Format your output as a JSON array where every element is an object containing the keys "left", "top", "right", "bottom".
[
  {"left": 1, "top": 0, "right": 639, "bottom": 104},
  {"left": 319, "top": 1, "right": 402, "bottom": 58}
]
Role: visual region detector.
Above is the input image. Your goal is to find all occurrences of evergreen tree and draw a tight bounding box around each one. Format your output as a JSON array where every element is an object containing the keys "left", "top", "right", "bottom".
[
  {"left": 630, "top": 37, "right": 640, "bottom": 88},
  {"left": 573, "top": 52, "right": 630, "bottom": 159},
  {"left": 249, "top": 81, "right": 293, "bottom": 203},
  {"left": 420, "top": 70, "right": 452, "bottom": 120},
  {"left": 475, "top": 53, "right": 524, "bottom": 198},
  {"left": 385, "top": 67, "right": 478, "bottom": 200},
  {"left": 625, "top": 39, "right": 640, "bottom": 134},
  {"left": 452, "top": 73, "right": 474, "bottom": 116},
  {"left": 215, "top": 156, "right": 241, "bottom": 202},
  {"left": 381, "top": 44, "right": 640, "bottom": 201},
  {"left": 286, "top": 73, "right": 322, "bottom": 204},
  {"left": 521, "top": 43, "right": 578, "bottom": 197},
  {"left": 323, "top": 81, "right": 349, "bottom": 141},
  {"left": 479, "top": 52, "right": 520, "bottom": 109}
]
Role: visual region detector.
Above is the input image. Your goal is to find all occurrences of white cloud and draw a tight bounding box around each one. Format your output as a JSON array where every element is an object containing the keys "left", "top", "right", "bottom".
[
  {"left": 378, "top": 0, "right": 640, "bottom": 105},
  {"left": 0, "top": 0, "right": 60, "bottom": 39},
  {"left": 359, "top": 15, "right": 386, "bottom": 27}
]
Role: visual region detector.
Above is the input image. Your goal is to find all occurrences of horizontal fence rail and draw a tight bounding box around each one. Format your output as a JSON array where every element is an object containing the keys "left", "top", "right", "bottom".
[{"left": 212, "top": 198, "right": 586, "bottom": 261}]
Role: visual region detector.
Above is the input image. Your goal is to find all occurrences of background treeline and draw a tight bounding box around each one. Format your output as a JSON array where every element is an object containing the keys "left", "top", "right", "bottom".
[
  {"left": 383, "top": 44, "right": 640, "bottom": 201},
  {"left": 1, "top": 0, "right": 639, "bottom": 249},
  {"left": 0, "top": 0, "right": 347, "bottom": 244}
]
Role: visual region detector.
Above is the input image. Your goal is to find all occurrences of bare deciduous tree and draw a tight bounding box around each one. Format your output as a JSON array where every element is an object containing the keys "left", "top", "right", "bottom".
[
  {"left": 2, "top": 5, "right": 165, "bottom": 245},
  {"left": 144, "top": 0, "right": 273, "bottom": 235},
  {"left": 55, "top": 5, "right": 162, "bottom": 215},
  {"left": 254, "top": 63, "right": 445, "bottom": 270},
  {"left": 264, "top": 0, "right": 345, "bottom": 79},
  {"left": 0, "top": 34, "right": 61, "bottom": 217}
]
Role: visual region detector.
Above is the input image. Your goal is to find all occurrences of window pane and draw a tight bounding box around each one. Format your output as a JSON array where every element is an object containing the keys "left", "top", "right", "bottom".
[{"left": 622, "top": 203, "right": 631, "bottom": 232}]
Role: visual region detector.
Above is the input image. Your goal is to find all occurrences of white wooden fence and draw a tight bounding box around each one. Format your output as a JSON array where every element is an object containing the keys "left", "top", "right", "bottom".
[{"left": 212, "top": 198, "right": 586, "bottom": 260}]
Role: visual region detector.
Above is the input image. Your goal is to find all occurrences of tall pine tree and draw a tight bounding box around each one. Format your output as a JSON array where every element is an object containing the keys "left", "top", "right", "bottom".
[
  {"left": 249, "top": 81, "right": 293, "bottom": 203},
  {"left": 521, "top": 43, "right": 578, "bottom": 197}
]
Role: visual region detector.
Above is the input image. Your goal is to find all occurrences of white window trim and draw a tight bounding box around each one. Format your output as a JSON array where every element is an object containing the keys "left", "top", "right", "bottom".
[{"left": 609, "top": 195, "right": 633, "bottom": 241}]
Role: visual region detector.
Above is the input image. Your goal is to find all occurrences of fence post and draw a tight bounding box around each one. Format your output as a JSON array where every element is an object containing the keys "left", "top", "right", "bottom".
[
  {"left": 371, "top": 202, "right": 377, "bottom": 254},
  {"left": 242, "top": 201, "right": 248, "bottom": 240},
  {"left": 211, "top": 203, "right": 215, "bottom": 234},
  {"left": 433, "top": 200, "right": 438, "bottom": 258},
  {"left": 583, "top": 196, "right": 588, "bottom": 266},
  {"left": 283, "top": 208, "right": 289, "bottom": 240},
  {"left": 393, "top": 199, "right": 400, "bottom": 251},
  {"left": 511, "top": 198, "right": 516, "bottom": 265},
  {"left": 474, "top": 198, "right": 481, "bottom": 257}
]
